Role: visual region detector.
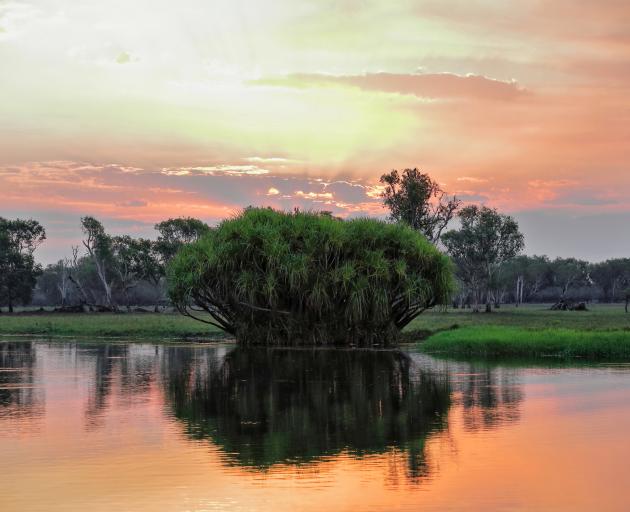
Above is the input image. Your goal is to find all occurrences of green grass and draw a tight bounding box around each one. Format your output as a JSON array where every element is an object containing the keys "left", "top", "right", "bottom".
[
  {"left": 1, "top": 304, "right": 630, "bottom": 352},
  {"left": 421, "top": 325, "right": 630, "bottom": 359},
  {"left": 414, "top": 304, "right": 630, "bottom": 360},
  {"left": 410, "top": 303, "right": 630, "bottom": 332},
  {"left": 0, "top": 312, "right": 223, "bottom": 339}
]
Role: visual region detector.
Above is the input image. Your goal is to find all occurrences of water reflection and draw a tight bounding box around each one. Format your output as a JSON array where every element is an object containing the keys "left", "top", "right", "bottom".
[
  {"left": 456, "top": 367, "right": 523, "bottom": 430},
  {"left": 3, "top": 342, "right": 630, "bottom": 511},
  {"left": 164, "top": 348, "right": 451, "bottom": 475},
  {"left": 0, "top": 342, "right": 43, "bottom": 424}
]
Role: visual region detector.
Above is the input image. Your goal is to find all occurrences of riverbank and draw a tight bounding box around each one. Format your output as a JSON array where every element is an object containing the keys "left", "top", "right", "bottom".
[
  {"left": 1, "top": 305, "right": 629, "bottom": 354},
  {"left": 420, "top": 325, "right": 630, "bottom": 359},
  {"left": 0, "top": 311, "right": 223, "bottom": 339}
]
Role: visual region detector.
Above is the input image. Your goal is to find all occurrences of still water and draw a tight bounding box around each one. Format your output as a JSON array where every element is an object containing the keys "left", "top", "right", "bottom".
[{"left": 1, "top": 341, "right": 629, "bottom": 511}]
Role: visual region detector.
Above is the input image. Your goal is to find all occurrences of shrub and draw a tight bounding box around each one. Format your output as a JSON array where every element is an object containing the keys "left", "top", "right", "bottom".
[{"left": 168, "top": 208, "right": 453, "bottom": 346}]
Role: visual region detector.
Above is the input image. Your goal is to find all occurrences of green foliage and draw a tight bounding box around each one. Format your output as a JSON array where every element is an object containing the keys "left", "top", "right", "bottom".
[
  {"left": 168, "top": 208, "right": 453, "bottom": 346},
  {"left": 549, "top": 257, "right": 590, "bottom": 298},
  {"left": 154, "top": 217, "right": 210, "bottom": 264},
  {"left": 0, "top": 218, "right": 46, "bottom": 311},
  {"left": 380, "top": 168, "right": 460, "bottom": 243},
  {"left": 589, "top": 258, "right": 630, "bottom": 302},
  {"left": 421, "top": 325, "right": 630, "bottom": 359},
  {"left": 442, "top": 205, "right": 524, "bottom": 310}
]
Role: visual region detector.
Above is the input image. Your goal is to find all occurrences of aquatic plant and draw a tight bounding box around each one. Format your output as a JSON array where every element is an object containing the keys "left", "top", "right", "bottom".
[{"left": 168, "top": 208, "right": 453, "bottom": 346}]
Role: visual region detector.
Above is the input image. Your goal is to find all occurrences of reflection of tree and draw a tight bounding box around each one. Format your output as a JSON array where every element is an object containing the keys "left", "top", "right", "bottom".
[
  {"left": 0, "top": 342, "right": 43, "bottom": 423},
  {"left": 82, "top": 344, "right": 129, "bottom": 428},
  {"left": 164, "top": 347, "right": 451, "bottom": 476},
  {"left": 456, "top": 367, "right": 523, "bottom": 431}
]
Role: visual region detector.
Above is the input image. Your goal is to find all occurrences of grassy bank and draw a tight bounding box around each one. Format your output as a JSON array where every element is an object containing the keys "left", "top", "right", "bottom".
[
  {"left": 408, "top": 303, "right": 630, "bottom": 332},
  {"left": 421, "top": 325, "right": 630, "bottom": 359},
  {"left": 1, "top": 304, "right": 629, "bottom": 345},
  {"left": 0, "top": 312, "right": 223, "bottom": 339}
]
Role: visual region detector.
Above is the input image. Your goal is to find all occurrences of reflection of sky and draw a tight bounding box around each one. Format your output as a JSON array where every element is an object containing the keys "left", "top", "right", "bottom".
[{"left": 1, "top": 343, "right": 630, "bottom": 511}]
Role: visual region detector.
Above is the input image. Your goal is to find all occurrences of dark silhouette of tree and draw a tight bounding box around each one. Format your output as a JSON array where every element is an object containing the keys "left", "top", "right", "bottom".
[
  {"left": 442, "top": 206, "right": 524, "bottom": 312},
  {"left": 0, "top": 218, "right": 46, "bottom": 312},
  {"left": 380, "top": 168, "right": 460, "bottom": 244}
]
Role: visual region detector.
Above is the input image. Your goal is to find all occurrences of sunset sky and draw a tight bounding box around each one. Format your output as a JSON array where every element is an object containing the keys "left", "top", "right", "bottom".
[{"left": 2, "top": 0, "right": 629, "bottom": 263}]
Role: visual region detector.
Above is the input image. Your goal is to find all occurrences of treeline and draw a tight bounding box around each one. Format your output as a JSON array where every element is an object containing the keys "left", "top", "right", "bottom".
[
  {"left": 461, "top": 255, "right": 630, "bottom": 308},
  {"left": 2, "top": 168, "right": 629, "bottom": 313},
  {"left": 0, "top": 216, "right": 208, "bottom": 312},
  {"left": 380, "top": 168, "right": 630, "bottom": 311}
]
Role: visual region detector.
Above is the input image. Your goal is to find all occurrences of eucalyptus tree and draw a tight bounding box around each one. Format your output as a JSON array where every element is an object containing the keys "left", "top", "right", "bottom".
[
  {"left": 0, "top": 218, "right": 46, "bottom": 312},
  {"left": 169, "top": 208, "right": 453, "bottom": 346},
  {"left": 499, "top": 255, "right": 552, "bottom": 305},
  {"left": 590, "top": 259, "right": 630, "bottom": 303},
  {"left": 549, "top": 258, "right": 590, "bottom": 300},
  {"left": 380, "top": 168, "right": 460, "bottom": 244},
  {"left": 442, "top": 206, "right": 524, "bottom": 312},
  {"left": 154, "top": 217, "right": 210, "bottom": 264},
  {"left": 80, "top": 216, "right": 116, "bottom": 309},
  {"left": 40, "top": 259, "right": 72, "bottom": 307}
]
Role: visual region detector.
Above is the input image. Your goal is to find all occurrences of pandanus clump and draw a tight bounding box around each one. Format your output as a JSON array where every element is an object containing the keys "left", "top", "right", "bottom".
[{"left": 168, "top": 208, "right": 453, "bottom": 346}]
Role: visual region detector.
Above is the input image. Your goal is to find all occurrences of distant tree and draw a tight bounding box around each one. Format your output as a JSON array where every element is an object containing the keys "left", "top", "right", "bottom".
[
  {"left": 0, "top": 218, "right": 46, "bottom": 312},
  {"left": 499, "top": 255, "right": 552, "bottom": 305},
  {"left": 442, "top": 206, "right": 524, "bottom": 312},
  {"left": 81, "top": 216, "right": 116, "bottom": 309},
  {"left": 549, "top": 258, "right": 590, "bottom": 300},
  {"left": 590, "top": 259, "right": 630, "bottom": 303},
  {"left": 111, "top": 236, "right": 145, "bottom": 310},
  {"left": 40, "top": 259, "right": 73, "bottom": 306},
  {"left": 138, "top": 241, "right": 165, "bottom": 311},
  {"left": 380, "top": 168, "right": 460, "bottom": 244},
  {"left": 154, "top": 217, "right": 210, "bottom": 264}
]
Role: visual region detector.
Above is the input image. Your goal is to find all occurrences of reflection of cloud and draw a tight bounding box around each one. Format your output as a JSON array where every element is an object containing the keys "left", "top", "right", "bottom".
[{"left": 251, "top": 72, "right": 526, "bottom": 101}]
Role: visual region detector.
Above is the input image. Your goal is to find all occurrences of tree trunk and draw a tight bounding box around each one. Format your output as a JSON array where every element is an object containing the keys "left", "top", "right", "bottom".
[{"left": 472, "top": 287, "right": 480, "bottom": 313}]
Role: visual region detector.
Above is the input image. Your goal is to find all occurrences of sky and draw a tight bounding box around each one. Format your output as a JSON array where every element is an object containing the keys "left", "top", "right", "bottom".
[{"left": 1, "top": 0, "right": 629, "bottom": 263}]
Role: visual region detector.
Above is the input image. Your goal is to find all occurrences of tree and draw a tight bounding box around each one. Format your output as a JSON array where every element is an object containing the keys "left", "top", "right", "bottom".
[
  {"left": 154, "top": 217, "right": 210, "bottom": 264},
  {"left": 41, "top": 259, "right": 72, "bottom": 307},
  {"left": 168, "top": 208, "right": 453, "bottom": 346},
  {"left": 549, "top": 258, "right": 590, "bottom": 300},
  {"left": 442, "top": 206, "right": 524, "bottom": 312},
  {"left": 81, "top": 216, "right": 116, "bottom": 309},
  {"left": 380, "top": 168, "right": 460, "bottom": 244},
  {"left": 499, "top": 255, "right": 552, "bottom": 306},
  {"left": 136, "top": 240, "right": 164, "bottom": 311},
  {"left": 111, "top": 236, "right": 145, "bottom": 310},
  {"left": 590, "top": 259, "right": 630, "bottom": 303},
  {"left": 0, "top": 218, "right": 46, "bottom": 312}
]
